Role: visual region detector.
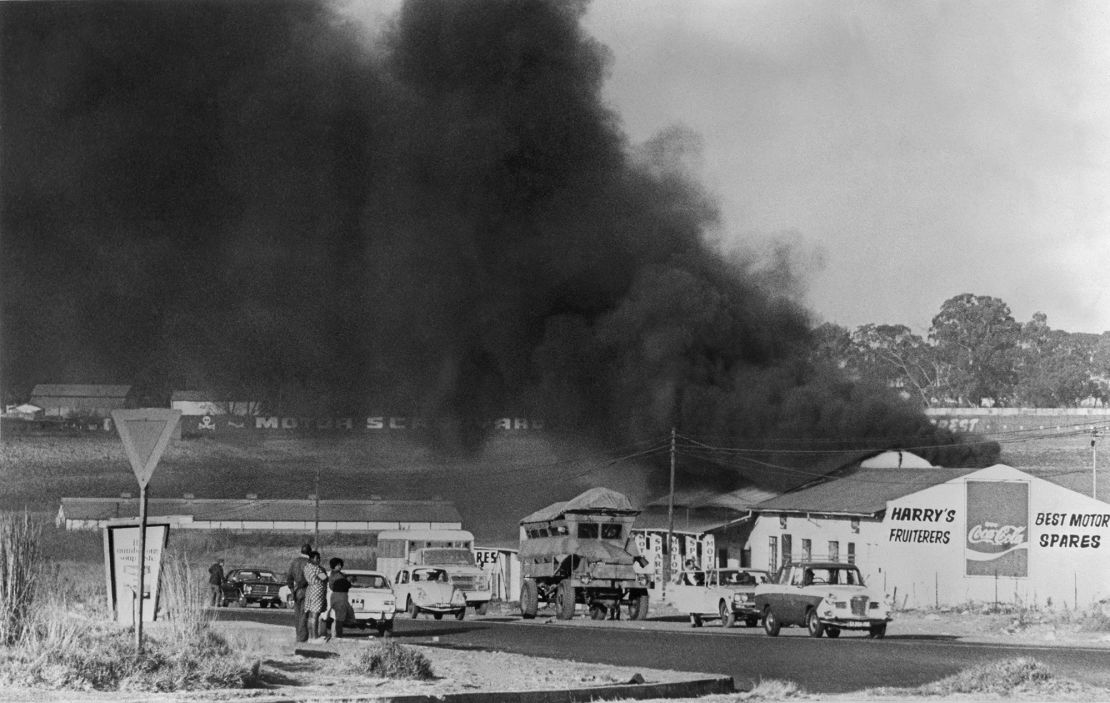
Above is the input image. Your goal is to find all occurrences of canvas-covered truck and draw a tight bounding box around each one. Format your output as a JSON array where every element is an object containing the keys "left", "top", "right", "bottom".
[
  {"left": 518, "top": 487, "right": 651, "bottom": 620},
  {"left": 375, "top": 529, "right": 493, "bottom": 615}
]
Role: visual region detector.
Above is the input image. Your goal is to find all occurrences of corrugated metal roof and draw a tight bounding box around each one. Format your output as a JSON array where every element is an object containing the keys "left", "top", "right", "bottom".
[
  {"left": 59, "top": 497, "right": 461, "bottom": 524},
  {"left": 31, "top": 384, "right": 132, "bottom": 398},
  {"left": 752, "top": 466, "right": 982, "bottom": 516}
]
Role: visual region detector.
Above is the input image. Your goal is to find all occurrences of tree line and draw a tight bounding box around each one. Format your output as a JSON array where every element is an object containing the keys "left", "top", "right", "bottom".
[{"left": 811, "top": 293, "right": 1110, "bottom": 408}]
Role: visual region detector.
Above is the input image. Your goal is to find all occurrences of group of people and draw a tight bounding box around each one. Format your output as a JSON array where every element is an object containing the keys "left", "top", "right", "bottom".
[{"left": 285, "top": 543, "right": 356, "bottom": 642}]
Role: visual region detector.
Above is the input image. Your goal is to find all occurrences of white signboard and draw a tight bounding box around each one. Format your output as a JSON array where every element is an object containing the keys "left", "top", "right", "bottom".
[
  {"left": 104, "top": 522, "right": 169, "bottom": 625},
  {"left": 473, "top": 548, "right": 499, "bottom": 568}
]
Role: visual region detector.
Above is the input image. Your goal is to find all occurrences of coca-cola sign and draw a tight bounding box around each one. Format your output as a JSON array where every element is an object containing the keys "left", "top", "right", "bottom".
[{"left": 965, "top": 481, "right": 1028, "bottom": 577}]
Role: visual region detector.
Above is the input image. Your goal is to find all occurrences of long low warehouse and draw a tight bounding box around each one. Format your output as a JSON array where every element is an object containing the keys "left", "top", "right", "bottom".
[{"left": 56, "top": 497, "right": 463, "bottom": 532}]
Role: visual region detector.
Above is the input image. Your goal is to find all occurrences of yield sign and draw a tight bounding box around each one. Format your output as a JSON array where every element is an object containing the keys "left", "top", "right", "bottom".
[{"left": 111, "top": 409, "right": 182, "bottom": 488}]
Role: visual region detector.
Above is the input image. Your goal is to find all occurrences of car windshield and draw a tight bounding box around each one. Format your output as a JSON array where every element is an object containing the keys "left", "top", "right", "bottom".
[
  {"left": 234, "top": 571, "right": 276, "bottom": 581},
  {"left": 348, "top": 573, "right": 389, "bottom": 589},
  {"left": 413, "top": 568, "right": 448, "bottom": 582},
  {"left": 718, "top": 570, "right": 766, "bottom": 586},
  {"left": 420, "top": 549, "right": 475, "bottom": 566},
  {"left": 804, "top": 566, "right": 863, "bottom": 586}
]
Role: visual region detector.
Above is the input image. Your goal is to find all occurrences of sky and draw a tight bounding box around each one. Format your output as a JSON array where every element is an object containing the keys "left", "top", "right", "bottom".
[{"left": 578, "top": 0, "right": 1110, "bottom": 335}]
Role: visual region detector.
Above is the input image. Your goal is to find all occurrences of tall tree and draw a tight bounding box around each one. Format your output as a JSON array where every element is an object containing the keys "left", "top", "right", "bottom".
[
  {"left": 929, "top": 294, "right": 1020, "bottom": 406},
  {"left": 851, "top": 324, "right": 947, "bottom": 406}
]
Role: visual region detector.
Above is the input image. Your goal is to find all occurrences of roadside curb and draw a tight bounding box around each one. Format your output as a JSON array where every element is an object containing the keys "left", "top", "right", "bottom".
[{"left": 246, "top": 675, "right": 735, "bottom": 703}]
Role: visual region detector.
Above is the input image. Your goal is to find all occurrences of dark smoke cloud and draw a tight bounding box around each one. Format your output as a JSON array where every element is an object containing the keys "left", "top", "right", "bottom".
[{"left": 1, "top": 0, "right": 995, "bottom": 468}]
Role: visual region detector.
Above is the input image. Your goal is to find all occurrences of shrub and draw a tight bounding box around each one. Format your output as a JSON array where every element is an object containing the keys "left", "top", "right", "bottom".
[
  {"left": 340, "top": 641, "right": 434, "bottom": 680},
  {"left": 0, "top": 511, "right": 43, "bottom": 645},
  {"left": 918, "top": 657, "right": 1053, "bottom": 696}
]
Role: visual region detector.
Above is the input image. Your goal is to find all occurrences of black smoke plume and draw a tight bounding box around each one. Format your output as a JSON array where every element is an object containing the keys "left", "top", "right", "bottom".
[{"left": 1, "top": 0, "right": 996, "bottom": 468}]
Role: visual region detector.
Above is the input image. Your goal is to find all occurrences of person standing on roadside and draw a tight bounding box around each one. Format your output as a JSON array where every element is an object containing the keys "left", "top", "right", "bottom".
[
  {"left": 303, "top": 551, "right": 329, "bottom": 641},
  {"left": 327, "top": 557, "right": 354, "bottom": 638},
  {"left": 286, "top": 543, "right": 312, "bottom": 642},
  {"left": 207, "top": 558, "right": 224, "bottom": 607}
]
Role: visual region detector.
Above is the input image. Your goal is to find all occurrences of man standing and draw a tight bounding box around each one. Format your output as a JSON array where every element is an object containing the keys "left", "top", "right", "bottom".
[
  {"left": 286, "top": 543, "right": 312, "bottom": 642},
  {"left": 207, "top": 558, "right": 224, "bottom": 607}
]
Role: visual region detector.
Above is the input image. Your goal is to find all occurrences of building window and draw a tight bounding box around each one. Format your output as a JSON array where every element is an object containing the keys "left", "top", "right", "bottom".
[
  {"left": 781, "top": 534, "right": 793, "bottom": 565},
  {"left": 801, "top": 538, "right": 812, "bottom": 561},
  {"left": 847, "top": 542, "right": 856, "bottom": 564},
  {"left": 768, "top": 536, "right": 778, "bottom": 573},
  {"left": 850, "top": 518, "right": 860, "bottom": 534},
  {"left": 779, "top": 515, "right": 788, "bottom": 530},
  {"left": 828, "top": 540, "right": 839, "bottom": 562}
]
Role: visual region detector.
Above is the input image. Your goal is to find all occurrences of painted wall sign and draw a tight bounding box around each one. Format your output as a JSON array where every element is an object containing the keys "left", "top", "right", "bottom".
[
  {"left": 885, "top": 504, "right": 956, "bottom": 544},
  {"left": 966, "top": 481, "right": 1028, "bottom": 577},
  {"left": 181, "top": 414, "right": 545, "bottom": 434}
]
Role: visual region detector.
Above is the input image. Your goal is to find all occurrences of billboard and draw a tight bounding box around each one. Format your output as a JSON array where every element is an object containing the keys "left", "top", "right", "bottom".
[{"left": 965, "top": 481, "right": 1028, "bottom": 577}]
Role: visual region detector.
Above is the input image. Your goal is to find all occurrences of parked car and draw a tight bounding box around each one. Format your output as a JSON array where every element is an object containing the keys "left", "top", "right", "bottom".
[
  {"left": 753, "top": 561, "right": 892, "bottom": 638},
  {"left": 669, "top": 567, "right": 771, "bottom": 627},
  {"left": 391, "top": 566, "right": 467, "bottom": 620},
  {"left": 220, "top": 567, "right": 284, "bottom": 608},
  {"left": 341, "top": 569, "right": 396, "bottom": 636}
]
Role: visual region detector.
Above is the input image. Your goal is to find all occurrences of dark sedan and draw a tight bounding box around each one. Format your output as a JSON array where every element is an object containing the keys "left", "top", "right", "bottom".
[{"left": 220, "top": 567, "right": 284, "bottom": 608}]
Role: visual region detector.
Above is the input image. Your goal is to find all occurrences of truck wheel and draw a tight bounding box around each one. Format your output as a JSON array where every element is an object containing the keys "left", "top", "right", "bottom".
[
  {"left": 475, "top": 602, "right": 489, "bottom": 615},
  {"left": 555, "top": 580, "right": 575, "bottom": 620},
  {"left": 628, "top": 591, "right": 649, "bottom": 621},
  {"left": 589, "top": 603, "right": 607, "bottom": 620},
  {"left": 455, "top": 608, "right": 466, "bottom": 621},
  {"left": 718, "top": 600, "right": 736, "bottom": 628},
  {"left": 520, "top": 579, "right": 538, "bottom": 619},
  {"left": 869, "top": 623, "right": 886, "bottom": 639},
  {"left": 407, "top": 598, "right": 419, "bottom": 619}
]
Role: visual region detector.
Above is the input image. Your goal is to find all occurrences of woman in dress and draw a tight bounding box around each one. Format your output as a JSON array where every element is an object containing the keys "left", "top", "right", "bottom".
[{"left": 303, "top": 551, "right": 329, "bottom": 640}]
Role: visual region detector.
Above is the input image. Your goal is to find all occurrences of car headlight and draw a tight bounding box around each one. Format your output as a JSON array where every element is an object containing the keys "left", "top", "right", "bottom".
[{"left": 243, "top": 586, "right": 252, "bottom": 594}]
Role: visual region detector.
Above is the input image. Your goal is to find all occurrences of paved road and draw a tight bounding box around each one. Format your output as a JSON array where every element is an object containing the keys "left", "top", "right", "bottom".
[{"left": 215, "top": 608, "right": 1110, "bottom": 694}]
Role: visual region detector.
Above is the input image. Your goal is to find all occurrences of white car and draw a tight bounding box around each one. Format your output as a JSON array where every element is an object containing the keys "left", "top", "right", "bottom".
[
  {"left": 669, "top": 568, "right": 771, "bottom": 627},
  {"left": 342, "top": 569, "right": 396, "bottom": 636},
  {"left": 753, "top": 561, "right": 892, "bottom": 638},
  {"left": 392, "top": 566, "right": 467, "bottom": 620}
]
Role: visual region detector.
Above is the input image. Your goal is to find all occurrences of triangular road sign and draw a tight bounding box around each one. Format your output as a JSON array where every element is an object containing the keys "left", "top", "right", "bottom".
[{"left": 111, "top": 409, "right": 182, "bottom": 488}]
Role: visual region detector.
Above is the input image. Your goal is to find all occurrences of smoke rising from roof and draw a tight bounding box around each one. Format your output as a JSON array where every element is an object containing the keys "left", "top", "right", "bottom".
[{"left": 1, "top": 0, "right": 995, "bottom": 469}]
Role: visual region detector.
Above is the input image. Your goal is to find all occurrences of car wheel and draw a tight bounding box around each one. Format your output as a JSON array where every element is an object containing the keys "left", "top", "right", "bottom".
[
  {"left": 433, "top": 612, "right": 443, "bottom": 620},
  {"left": 689, "top": 613, "right": 702, "bottom": 628},
  {"left": 455, "top": 608, "right": 466, "bottom": 621},
  {"left": 806, "top": 609, "right": 825, "bottom": 638},
  {"left": 407, "top": 598, "right": 419, "bottom": 619},
  {"left": 237, "top": 594, "right": 248, "bottom": 608},
  {"left": 378, "top": 623, "right": 392, "bottom": 638},
  {"left": 520, "top": 579, "right": 538, "bottom": 620},
  {"left": 554, "top": 579, "right": 575, "bottom": 620},
  {"left": 589, "top": 604, "right": 607, "bottom": 620},
  {"left": 763, "top": 607, "right": 781, "bottom": 637},
  {"left": 627, "top": 591, "right": 650, "bottom": 621},
  {"left": 475, "top": 602, "right": 489, "bottom": 616},
  {"left": 220, "top": 599, "right": 229, "bottom": 608},
  {"left": 869, "top": 623, "right": 887, "bottom": 639},
  {"left": 826, "top": 627, "right": 841, "bottom": 638},
  {"left": 719, "top": 600, "right": 736, "bottom": 628}
]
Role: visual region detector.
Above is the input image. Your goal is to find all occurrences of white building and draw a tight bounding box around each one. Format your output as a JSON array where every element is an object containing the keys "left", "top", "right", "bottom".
[{"left": 748, "top": 459, "right": 1110, "bottom": 610}]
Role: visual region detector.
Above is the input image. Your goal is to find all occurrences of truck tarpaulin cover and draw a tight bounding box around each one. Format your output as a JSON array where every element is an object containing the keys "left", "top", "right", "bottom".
[
  {"left": 519, "top": 536, "right": 638, "bottom": 564},
  {"left": 520, "top": 488, "right": 638, "bottom": 524}
]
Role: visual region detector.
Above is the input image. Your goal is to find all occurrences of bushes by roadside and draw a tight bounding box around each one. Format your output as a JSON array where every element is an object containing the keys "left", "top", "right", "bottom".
[{"left": 0, "top": 511, "right": 42, "bottom": 645}]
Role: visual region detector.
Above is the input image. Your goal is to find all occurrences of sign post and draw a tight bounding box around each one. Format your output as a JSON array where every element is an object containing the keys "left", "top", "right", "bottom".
[{"left": 111, "top": 409, "right": 181, "bottom": 654}]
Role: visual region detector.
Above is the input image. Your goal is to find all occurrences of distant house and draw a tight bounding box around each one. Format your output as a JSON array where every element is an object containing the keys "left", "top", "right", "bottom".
[
  {"left": 29, "top": 384, "right": 134, "bottom": 418},
  {"left": 170, "top": 390, "right": 257, "bottom": 416}
]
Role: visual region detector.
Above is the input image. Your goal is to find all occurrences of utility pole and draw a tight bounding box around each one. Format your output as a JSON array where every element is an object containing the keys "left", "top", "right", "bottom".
[
  {"left": 313, "top": 465, "right": 320, "bottom": 547},
  {"left": 1093, "top": 429, "right": 1100, "bottom": 500},
  {"left": 663, "top": 427, "right": 676, "bottom": 597}
]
